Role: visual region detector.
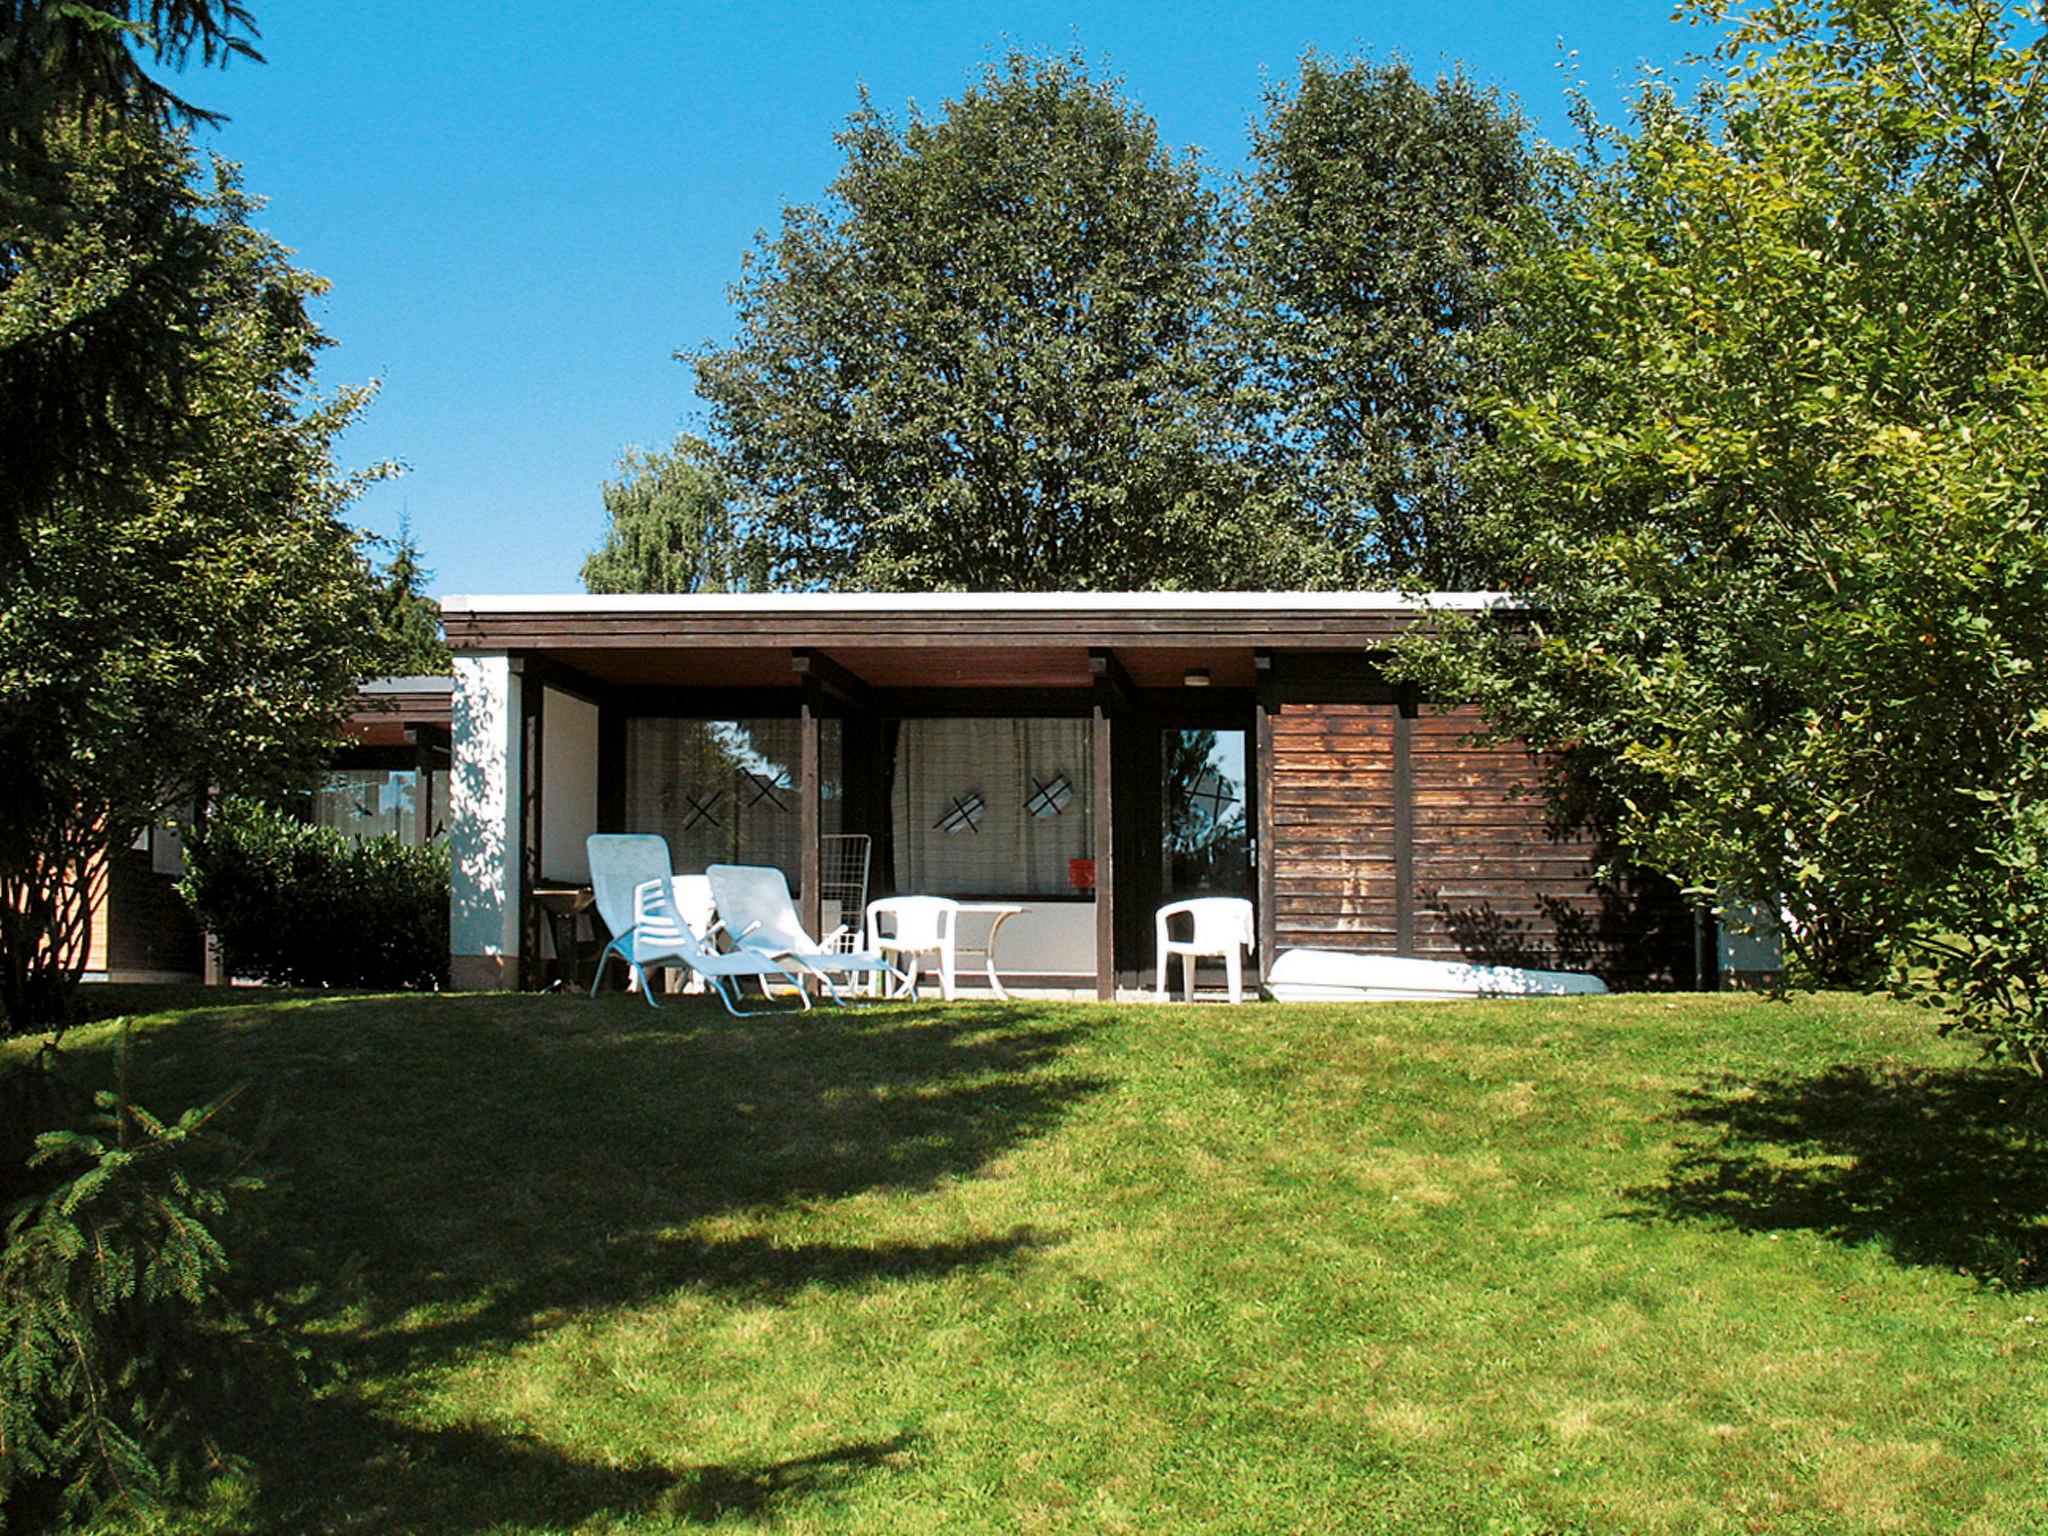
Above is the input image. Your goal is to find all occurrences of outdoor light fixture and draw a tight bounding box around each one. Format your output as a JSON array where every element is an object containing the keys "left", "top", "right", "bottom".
[{"left": 1183, "top": 668, "right": 1211, "bottom": 687}]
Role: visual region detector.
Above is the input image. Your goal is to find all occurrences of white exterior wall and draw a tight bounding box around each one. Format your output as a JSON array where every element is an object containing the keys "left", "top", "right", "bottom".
[
  {"left": 451, "top": 652, "right": 522, "bottom": 984},
  {"left": 540, "top": 687, "right": 599, "bottom": 884}
]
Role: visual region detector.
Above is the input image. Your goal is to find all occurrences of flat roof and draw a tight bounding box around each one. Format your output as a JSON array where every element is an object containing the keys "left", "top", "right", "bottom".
[
  {"left": 442, "top": 590, "right": 1510, "bottom": 616},
  {"left": 440, "top": 591, "right": 1514, "bottom": 691}
]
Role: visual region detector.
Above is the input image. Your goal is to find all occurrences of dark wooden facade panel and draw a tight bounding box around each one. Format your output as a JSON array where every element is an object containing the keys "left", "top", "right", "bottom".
[
  {"left": 1269, "top": 704, "right": 1401, "bottom": 957},
  {"left": 1267, "top": 700, "right": 1689, "bottom": 985},
  {"left": 104, "top": 844, "right": 203, "bottom": 975}
]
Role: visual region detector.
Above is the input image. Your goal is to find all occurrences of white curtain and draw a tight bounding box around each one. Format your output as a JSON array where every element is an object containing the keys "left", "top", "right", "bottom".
[
  {"left": 625, "top": 718, "right": 840, "bottom": 884},
  {"left": 892, "top": 718, "right": 1093, "bottom": 897}
]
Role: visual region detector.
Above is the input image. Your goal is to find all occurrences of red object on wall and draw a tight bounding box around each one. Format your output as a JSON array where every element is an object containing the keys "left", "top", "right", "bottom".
[{"left": 1068, "top": 858, "right": 1096, "bottom": 892}]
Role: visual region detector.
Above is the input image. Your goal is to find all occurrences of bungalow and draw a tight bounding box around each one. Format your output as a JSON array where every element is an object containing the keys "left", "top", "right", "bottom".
[
  {"left": 443, "top": 591, "right": 1736, "bottom": 996},
  {"left": 83, "top": 676, "right": 453, "bottom": 984}
]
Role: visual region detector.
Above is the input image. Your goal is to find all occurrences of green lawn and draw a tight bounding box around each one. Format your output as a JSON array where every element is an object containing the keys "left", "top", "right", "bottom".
[{"left": 17, "top": 986, "right": 2048, "bottom": 1534}]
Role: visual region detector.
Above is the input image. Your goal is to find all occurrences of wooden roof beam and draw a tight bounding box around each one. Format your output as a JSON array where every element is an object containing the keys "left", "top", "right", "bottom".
[
  {"left": 791, "top": 647, "right": 874, "bottom": 711},
  {"left": 1088, "top": 647, "right": 1136, "bottom": 714}
]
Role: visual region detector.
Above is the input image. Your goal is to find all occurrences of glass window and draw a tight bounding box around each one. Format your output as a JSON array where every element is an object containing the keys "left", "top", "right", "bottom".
[
  {"left": 625, "top": 718, "right": 841, "bottom": 889},
  {"left": 892, "top": 718, "right": 1093, "bottom": 898},
  {"left": 311, "top": 768, "right": 425, "bottom": 842},
  {"left": 1163, "top": 728, "right": 1250, "bottom": 900}
]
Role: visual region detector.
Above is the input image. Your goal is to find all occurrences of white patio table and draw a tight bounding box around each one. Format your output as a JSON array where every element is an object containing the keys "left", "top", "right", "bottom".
[{"left": 952, "top": 904, "right": 1025, "bottom": 1000}]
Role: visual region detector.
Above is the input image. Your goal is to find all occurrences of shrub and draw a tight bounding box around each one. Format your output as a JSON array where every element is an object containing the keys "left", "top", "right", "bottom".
[
  {"left": 0, "top": 1068, "right": 265, "bottom": 1530},
  {"left": 180, "top": 798, "right": 448, "bottom": 990}
]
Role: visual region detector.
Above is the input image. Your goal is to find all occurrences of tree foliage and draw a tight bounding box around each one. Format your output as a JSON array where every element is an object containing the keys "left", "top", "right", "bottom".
[
  {"left": 0, "top": 1, "right": 263, "bottom": 565},
  {"left": 581, "top": 433, "right": 761, "bottom": 594},
  {"left": 0, "top": 1078, "right": 266, "bottom": 1530},
  {"left": 0, "top": 118, "right": 384, "bottom": 1030},
  {"left": 368, "top": 518, "right": 449, "bottom": 674},
  {"left": 1399, "top": 1, "right": 2048, "bottom": 1054},
  {"left": 179, "top": 798, "right": 449, "bottom": 990},
  {"left": 1229, "top": 55, "right": 1535, "bottom": 586},
  {"left": 691, "top": 50, "right": 1330, "bottom": 592}
]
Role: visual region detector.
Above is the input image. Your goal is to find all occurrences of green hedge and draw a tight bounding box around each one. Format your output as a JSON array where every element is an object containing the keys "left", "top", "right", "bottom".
[{"left": 179, "top": 799, "right": 448, "bottom": 990}]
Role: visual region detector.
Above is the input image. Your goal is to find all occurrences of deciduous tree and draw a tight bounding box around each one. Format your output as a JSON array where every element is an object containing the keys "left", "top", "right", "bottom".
[
  {"left": 1229, "top": 55, "right": 1535, "bottom": 585},
  {"left": 1401, "top": 0, "right": 2048, "bottom": 1058},
  {"left": 581, "top": 434, "right": 761, "bottom": 594},
  {"left": 691, "top": 51, "right": 1329, "bottom": 592}
]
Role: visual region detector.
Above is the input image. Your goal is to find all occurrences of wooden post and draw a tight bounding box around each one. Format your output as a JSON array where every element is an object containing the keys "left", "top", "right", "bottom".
[
  {"left": 519, "top": 667, "right": 543, "bottom": 989},
  {"left": 1092, "top": 700, "right": 1115, "bottom": 1001},
  {"left": 1253, "top": 651, "right": 1277, "bottom": 981},
  {"left": 408, "top": 729, "right": 435, "bottom": 846},
  {"left": 1393, "top": 688, "right": 1416, "bottom": 956},
  {"left": 799, "top": 688, "right": 822, "bottom": 940}
]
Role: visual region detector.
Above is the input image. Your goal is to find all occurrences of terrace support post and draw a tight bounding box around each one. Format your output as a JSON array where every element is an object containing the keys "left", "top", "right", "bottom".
[
  {"left": 1394, "top": 684, "right": 1417, "bottom": 956},
  {"left": 519, "top": 668, "right": 545, "bottom": 990},
  {"left": 406, "top": 726, "right": 435, "bottom": 845},
  {"left": 799, "top": 684, "right": 822, "bottom": 942},
  {"left": 1254, "top": 651, "right": 1277, "bottom": 982},
  {"left": 1089, "top": 648, "right": 1129, "bottom": 1003}
]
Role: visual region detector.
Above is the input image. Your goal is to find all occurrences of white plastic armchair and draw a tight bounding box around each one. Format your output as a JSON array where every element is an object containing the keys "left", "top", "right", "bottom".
[
  {"left": 586, "top": 835, "right": 811, "bottom": 1015},
  {"left": 865, "top": 896, "right": 962, "bottom": 1000},
  {"left": 1155, "top": 896, "right": 1257, "bottom": 1004},
  {"left": 707, "top": 863, "right": 910, "bottom": 1004}
]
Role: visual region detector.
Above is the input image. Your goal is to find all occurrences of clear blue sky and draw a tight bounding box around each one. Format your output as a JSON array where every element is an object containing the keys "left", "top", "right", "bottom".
[{"left": 192, "top": 1, "right": 1705, "bottom": 598}]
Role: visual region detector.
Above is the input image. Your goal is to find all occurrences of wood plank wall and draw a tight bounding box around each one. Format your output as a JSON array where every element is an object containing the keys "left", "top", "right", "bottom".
[
  {"left": 1270, "top": 700, "right": 1690, "bottom": 985},
  {"left": 1270, "top": 703, "right": 1401, "bottom": 952}
]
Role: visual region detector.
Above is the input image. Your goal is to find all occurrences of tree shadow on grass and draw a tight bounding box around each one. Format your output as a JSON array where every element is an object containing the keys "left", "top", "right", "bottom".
[
  {"left": 1625, "top": 1061, "right": 2048, "bottom": 1287},
  {"left": 51, "top": 992, "right": 1101, "bottom": 1530},
  {"left": 239, "top": 1392, "right": 919, "bottom": 1535}
]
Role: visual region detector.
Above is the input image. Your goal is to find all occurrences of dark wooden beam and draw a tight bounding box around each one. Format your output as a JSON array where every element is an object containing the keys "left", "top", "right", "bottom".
[
  {"left": 1093, "top": 701, "right": 1115, "bottom": 1001},
  {"left": 799, "top": 688, "right": 822, "bottom": 940},
  {"left": 519, "top": 674, "right": 544, "bottom": 989},
  {"left": 1254, "top": 651, "right": 1277, "bottom": 981},
  {"left": 1394, "top": 688, "right": 1416, "bottom": 956},
  {"left": 413, "top": 734, "right": 435, "bottom": 846},
  {"left": 597, "top": 686, "right": 805, "bottom": 719},
  {"left": 1088, "top": 647, "right": 1136, "bottom": 715},
  {"left": 791, "top": 647, "right": 874, "bottom": 712},
  {"left": 869, "top": 686, "right": 1095, "bottom": 719},
  {"left": 518, "top": 652, "right": 612, "bottom": 708},
  {"left": 596, "top": 705, "right": 626, "bottom": 836}
]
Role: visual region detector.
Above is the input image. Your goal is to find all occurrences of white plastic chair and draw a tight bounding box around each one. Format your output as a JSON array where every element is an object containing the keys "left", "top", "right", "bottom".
[
  {"left": 586, "top": 835, "right": 811, "bottom": 1015},
  {"left": 1155, "top": 897, "right": 1257, "bottom": 1004},
  {"left": 707, "top": 863, "right": 910, "bottom": 1004},
  {"left": 866, "top": 896, "right": 962, "bottom": 1000}
]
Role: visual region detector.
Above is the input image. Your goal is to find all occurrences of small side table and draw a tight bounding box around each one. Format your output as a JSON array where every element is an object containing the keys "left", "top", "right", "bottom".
[
  {"left": 531, "top": 886, "right": 596, "bottom": 991},
  {"left": 953, "top": 904, "right": 1025, "bottom": 1000}
]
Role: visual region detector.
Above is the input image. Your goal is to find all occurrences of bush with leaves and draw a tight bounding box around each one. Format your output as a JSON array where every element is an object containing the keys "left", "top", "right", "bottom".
[
  {"left": 179, "top": 798, "right": 448, "bottom": 990},
  {"left": 0, "top": 1072, "right": 264, "bottom": 1530},
  {"left": 1397, "top": 0, "right": 2048, "bottom": 1055}
]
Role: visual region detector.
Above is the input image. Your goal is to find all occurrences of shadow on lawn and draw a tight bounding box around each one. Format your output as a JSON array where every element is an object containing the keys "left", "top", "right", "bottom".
[
  {"left": 75, "top": 991, "right": 1100, "bottom": 1530},
  {"left": 236, "top": 1394, "right": 919, "bottom": 1535},
  {"left": 1629, "top": 1060, "right": 2048, "bottom": 1287}
]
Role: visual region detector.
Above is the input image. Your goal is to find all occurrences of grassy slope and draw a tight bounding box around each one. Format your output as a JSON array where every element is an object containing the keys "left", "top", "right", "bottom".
[{"left": 16, "top": 988, "right": 2048, "bottom": 1535}]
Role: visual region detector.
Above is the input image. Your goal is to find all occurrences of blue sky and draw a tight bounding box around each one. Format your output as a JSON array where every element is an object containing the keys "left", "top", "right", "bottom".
[{"left": 192, "top": 1, "right": 1706, "bottom": 597}]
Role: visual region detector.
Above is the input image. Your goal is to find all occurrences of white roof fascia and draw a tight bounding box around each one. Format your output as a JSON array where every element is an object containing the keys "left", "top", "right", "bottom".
[{"left": 439, "top": 590, "right": 1516, "bottom": 615}]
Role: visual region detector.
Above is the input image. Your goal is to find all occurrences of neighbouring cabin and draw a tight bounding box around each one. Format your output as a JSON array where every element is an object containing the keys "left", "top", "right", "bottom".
[
  {"left": 82, "top": 676, "right": 454, "bottom": 985},
  {"left": 440, "top": 592, "right": 1705, "bottom": 996}
]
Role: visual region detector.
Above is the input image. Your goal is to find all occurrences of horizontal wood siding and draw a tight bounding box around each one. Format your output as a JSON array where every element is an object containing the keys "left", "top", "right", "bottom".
[
  {"left": 1270, "top": 705, "right": 1399, "bottom": 951},
  {"left": 1268, "top": 701, "right": 1689, "bottom": 986},
  {"left": 104, "top": 844, "right": 203, "bottom": 976}
]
